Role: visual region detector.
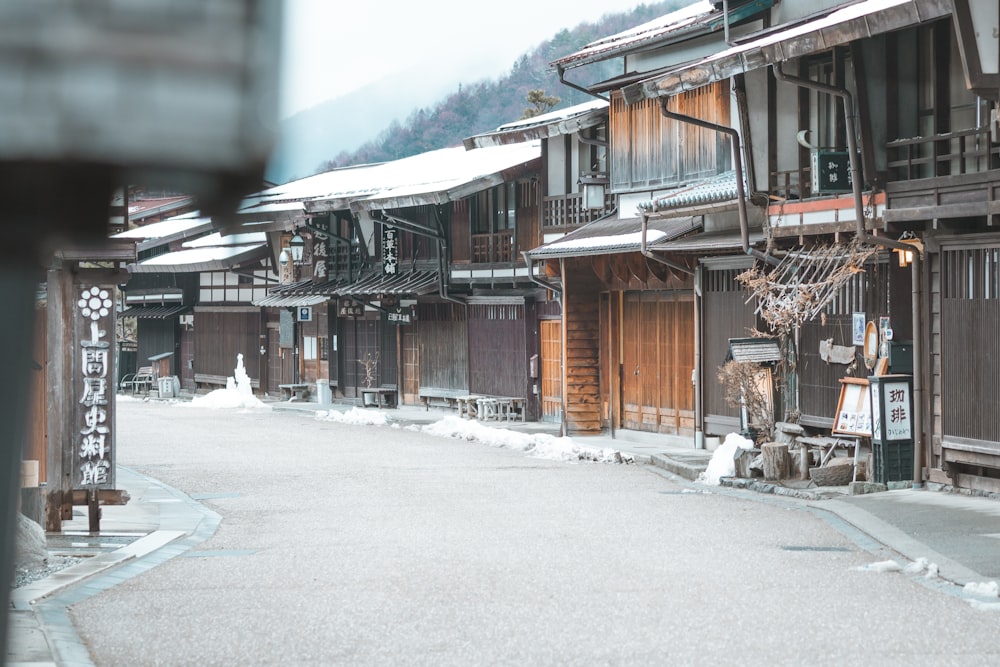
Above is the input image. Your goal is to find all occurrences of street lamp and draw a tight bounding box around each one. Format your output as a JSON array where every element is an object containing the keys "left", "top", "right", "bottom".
[{"left": 289, "top": 232, "right": 305, "bottom": 263}]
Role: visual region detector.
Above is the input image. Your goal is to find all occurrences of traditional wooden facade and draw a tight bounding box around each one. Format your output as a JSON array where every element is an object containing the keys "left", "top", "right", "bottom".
[
  {"left": 617, "top": 0, "right": 1000, "bottom": 492},
  {"left": 535, "top": 2, "right": 779, "bottom": 439}
]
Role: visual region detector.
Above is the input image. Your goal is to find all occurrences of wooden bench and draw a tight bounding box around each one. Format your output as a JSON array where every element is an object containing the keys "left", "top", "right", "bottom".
[
  {"left": 120, "top": 366, "right": 155, "bottom": 395},
  {"left": 418, "top": 387, "right": 466, "bottom": 411},
  {"left": 278, "top": 383, "right": 311, "bottom": 401},
  {"left": 195, "top": 373, "right": 260, "bottom": 391},
  {"left": 360, "top": 386, "right": 397, "bottom": 408},
  {"left": 476, "top": 396, "right": 527, "bottom": 423}
]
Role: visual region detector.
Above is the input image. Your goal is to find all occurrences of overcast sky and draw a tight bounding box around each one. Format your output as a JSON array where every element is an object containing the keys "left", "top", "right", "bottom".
[{"left": 279, "top": 0, "right": 657, "bottom": 118}]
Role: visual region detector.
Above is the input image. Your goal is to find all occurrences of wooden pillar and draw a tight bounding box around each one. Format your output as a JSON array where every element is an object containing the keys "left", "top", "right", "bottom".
[{"left": 45, "top": 262, "right": 74, "bottom": 531}]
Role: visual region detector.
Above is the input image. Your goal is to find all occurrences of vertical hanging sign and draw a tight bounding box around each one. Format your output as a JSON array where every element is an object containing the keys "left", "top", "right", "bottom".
[
  {"left": 382, "top": 226, "right": 399, "bottom": 276},
  {"left": 76, "top": 286, "right": 115, "bottom": 489}
]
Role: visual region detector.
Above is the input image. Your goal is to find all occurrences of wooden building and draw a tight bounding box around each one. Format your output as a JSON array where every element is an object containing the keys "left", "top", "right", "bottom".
[{"left": 616, "top": 0, "right": 1000, "bottom": 492}]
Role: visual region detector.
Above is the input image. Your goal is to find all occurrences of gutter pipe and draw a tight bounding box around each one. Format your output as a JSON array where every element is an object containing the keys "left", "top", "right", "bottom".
[
  {"left": 771, "top": 62, "right": 925, "bottom": 487},
  {"left": 557, "top": 64, "right": 609, "bottom": 103},
  {"left": 657, "top": 97, "right": 779, "bottom": 267},
  {"left": 522, "top": 251, "right": 563, "bottom": 298}
]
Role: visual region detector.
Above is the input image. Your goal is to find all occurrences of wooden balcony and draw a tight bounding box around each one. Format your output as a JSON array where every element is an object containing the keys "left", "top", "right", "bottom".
[
  {"left": 887, "top": 126, "right": 1000, "bottom": 182},
  {"left": 543, "top": 192, "right": 614, "bottom": 230},
  {"left": 471, "top": 230, "right": 514, "bottom": 264}
]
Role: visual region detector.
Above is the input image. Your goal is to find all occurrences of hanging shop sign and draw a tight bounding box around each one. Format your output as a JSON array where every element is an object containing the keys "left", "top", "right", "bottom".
[{"left": 382, "top": 227, "right": 399, "bottom": 276}]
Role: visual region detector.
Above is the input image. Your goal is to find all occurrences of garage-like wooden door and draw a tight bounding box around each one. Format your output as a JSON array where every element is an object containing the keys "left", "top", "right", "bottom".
[
  {"left": 540, "top": 319, "right": 562, "bottom": 422},
  {"left": 620, "top": 291, "right": 694, "bottom": 435}
]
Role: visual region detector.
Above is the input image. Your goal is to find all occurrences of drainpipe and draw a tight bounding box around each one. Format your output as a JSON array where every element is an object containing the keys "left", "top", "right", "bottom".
[
  {"left": 771, "top": 63, "right": 925, "bottom": 485},
  {"left": 522, "top": 251, "right": 563, "bottom": 298},
  {"left": 657, "top": 98, "right": 779, "bottom": 267},
  {"left": 557, "top": 64, "right": 609, "bottom": 103}
]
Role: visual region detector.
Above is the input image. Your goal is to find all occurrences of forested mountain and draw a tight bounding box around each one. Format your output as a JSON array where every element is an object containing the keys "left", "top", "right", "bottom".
[{"left": 268, "top": 1, "right": 679, "bottom": 182}]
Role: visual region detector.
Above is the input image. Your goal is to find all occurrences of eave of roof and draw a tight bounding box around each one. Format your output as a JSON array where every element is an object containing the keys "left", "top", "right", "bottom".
[
  {"left": 118, "top": 304, "right": 192, "bottom": 319},
  {"left": 128, "top": 244, "right": 269, "bottom": 273},
  {"left": 527, "top": 214, "right": 701, "bottom": 260},
  {"left": 464, "top": 100, "right": 609, "bottom": 150},
  {"left": 337, "top": 270, "right": 440, "bottom": 297},
  {"left": 550, "top": 0, "right": 776, "bottom": 71},
  {"left": 623, "top": 0, "right": 950, "bottom": 104},
  {"left": 638, "top": 171, "right": 741, "bottom": 213}
]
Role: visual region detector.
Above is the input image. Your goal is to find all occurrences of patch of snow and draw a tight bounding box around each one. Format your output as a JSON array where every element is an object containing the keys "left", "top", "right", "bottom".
[
  {"left": 183, "top": 354, "right": 269, "bottom": 410},
  {"left": 853, "top": 559, "right": 903, "bottom": 573},
  {"left": 316, "top": 407, "right": 389, "bottom": 426},
  {"left": 420, "top": 416, "right": 629, "bottom": 463},
  {"left": 963, "top": 581, "right": 1000, "bottom": 599},
  {"left": 697, "top": 432, "right": 754, "bottom": 485}
]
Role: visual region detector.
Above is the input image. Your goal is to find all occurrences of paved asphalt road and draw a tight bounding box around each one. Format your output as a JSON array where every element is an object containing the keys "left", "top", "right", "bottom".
[{"left": 64, "top": 402, "right": 1000, "bottom": 665}]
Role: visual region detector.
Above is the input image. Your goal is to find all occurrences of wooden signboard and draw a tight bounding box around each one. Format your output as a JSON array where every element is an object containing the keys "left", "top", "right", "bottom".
[{"left": 833, "top": 377, "right": 872, "bottom": 437}]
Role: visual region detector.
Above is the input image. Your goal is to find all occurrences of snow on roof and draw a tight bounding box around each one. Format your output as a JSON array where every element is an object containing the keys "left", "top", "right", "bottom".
[
  {"left": 464, "top": 100, "right": 608, "bottom": 150},
  {"left": 182, "top": 232, "right": 267, "bottom": 248},
  {"left": 238, "top": 141, "right": 540, "bottom": 218},
  {"left": 352, "top": 141, "right": 541, "bottom": 209},
  {"left": 491, "top": 99, "right": 608, "bottom": 133},
  {"left": 625, "top": 0, "right": 932, "bottom": 102},
  {"left": 551, "top": 1, "right": 718, "bottom": 69},
  {"left": 111, "top": 214, "right": 212, "bottom": 240},
  {"left": 137, "top": 245, "right": 263, "bottom": 266}
]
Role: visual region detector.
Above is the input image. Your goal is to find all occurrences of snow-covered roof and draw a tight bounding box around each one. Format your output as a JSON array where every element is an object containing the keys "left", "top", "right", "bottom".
[
  {"left": 237, "top": 141, "right": 540, "bottom": 220},
  {"left": 112, "top": 214, "right": 212, "bottom": 240},
  {"left": 624, "top": 0, "right": 948, "bottom": 103},
  {"left": 464, "top": 100, "right": 609, "bottom": 150},
  {"left": 129, "top": 244, "right": 268, "bottom": 273},
  {"left": 182, "top": 232, "right": 267, "bottom": 248},
  {"left": 527, "top": 214, "right": 701, "bottom": 260},
  {"left": 551, "top": 1, "right": 779, "bottom": 71},
  {"left": 351, "top": 141, "right": 541, "bottom": 211}
]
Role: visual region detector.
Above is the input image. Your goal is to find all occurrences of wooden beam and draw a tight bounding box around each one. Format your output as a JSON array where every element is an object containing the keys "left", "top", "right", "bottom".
[{"left": 69, "top": 489, "right": 131, "bottom": 506}]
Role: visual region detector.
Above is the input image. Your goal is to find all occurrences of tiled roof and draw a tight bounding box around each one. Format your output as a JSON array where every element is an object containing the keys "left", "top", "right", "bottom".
[
  {"left": 528, "top": 214, "right": 701, "bottom": 259},
  {"left": 638, "top": 171, "right": 740, "bottom": 214}
]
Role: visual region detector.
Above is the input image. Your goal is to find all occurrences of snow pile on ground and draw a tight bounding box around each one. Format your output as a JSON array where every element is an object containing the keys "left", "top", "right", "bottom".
[
  {"left": 697, "top": 433, "right": 755, "bottom": 485},
  {"left": 964, "top": 581, "right": 1000, "bottom": 598},
  {"left": 186, "top": 386, "right": 269, "bottom": 410},
  {"left": 184, "top": 354, "right": 270, "bottom": 410},
  {"left": 421, "top": 416, "right": 629, "bottom": 463},
  {"left": 316, "top": 407, "right": 388, "bottom": 426},
  {"left": 852, "top": 558, "right": 942, "bottom": 579}
]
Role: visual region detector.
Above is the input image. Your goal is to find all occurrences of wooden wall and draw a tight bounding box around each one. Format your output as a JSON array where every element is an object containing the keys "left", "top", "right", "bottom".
[
  {"left": 416, "top": 303, "right": 468, "bottom": 391},
  {"left": 563, "top": 258, "right": 603, "bottom": 433},
  {"left": 467, "top": 303, "right": 528, "bottom": 397},
  {"left": 193, "top": 307, "right": 263, "bottom": 380}
]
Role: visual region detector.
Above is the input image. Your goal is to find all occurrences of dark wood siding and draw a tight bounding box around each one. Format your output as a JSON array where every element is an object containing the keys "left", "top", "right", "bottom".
[
  {"left": 136, "top": 318, "right": 179, "bottom": 376},
  {"left": 340, "top": 316, "right": 397, "bottom": 397},
  {"left": 702, "top": 264, "right": 757, "bottom": 435},
  {"left": 939, "top": 244, "right": 1000, "bottom": 447},
  {"left": 468, "top": 302, "right": 528, "bottom": 397},
  {"left": 798, "top": 262, "right": 889, "bottom": 428},
  {"left": 193, "top": 308, "right": 263, "bottom": 381},
  {"left": 416, "top": 303, "right": 468, "bottom": 392}
]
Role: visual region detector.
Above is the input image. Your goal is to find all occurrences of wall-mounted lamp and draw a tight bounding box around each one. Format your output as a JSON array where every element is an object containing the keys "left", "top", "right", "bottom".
[
  {"left": 895, "top": 231, "right": 924, "bottom": 268},
  {"left": 289, "top": 232, "right": 305, "bottom": 263},
  {"left": 579, "top": 172, "right": 608, "bottom": 210}
]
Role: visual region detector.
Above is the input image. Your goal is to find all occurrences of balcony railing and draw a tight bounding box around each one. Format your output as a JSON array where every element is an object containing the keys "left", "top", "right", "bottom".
[
  {"left": 543, "top": 192, "right": 614, "bottom": 230},
  {"left": 471, "top": 230, "right": 514, "bottom": 264},
  {"left": 887, "top": 126, "right": 1000, "bottom": 181}
]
